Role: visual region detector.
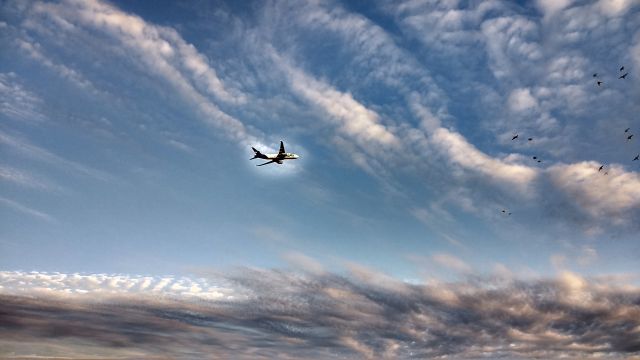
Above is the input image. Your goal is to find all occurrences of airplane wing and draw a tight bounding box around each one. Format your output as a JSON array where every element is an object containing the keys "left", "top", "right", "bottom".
[
  {"left": 257, "top": 160, "right": 277, "bottom": 166},
  {"left": 279, "top": 141, "right": 285, "bottom": 155}
]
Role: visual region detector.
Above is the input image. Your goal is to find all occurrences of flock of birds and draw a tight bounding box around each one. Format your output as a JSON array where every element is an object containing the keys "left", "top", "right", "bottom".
[
  {"left": 502, "top": 65, "right": 636, "bottom": 216},
  {"left": 594, "top": 66, "right": 628, "bottom": 86}
]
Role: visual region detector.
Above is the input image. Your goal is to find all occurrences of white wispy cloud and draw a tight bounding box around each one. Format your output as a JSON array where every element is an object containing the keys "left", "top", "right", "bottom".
[
  {"left": 0, "top": 72, "right": 45, "bottom": 122},
  {"left": 508, "top": 87, "right": 539, "bottom": 112},
  {"left": 383, "top": 0, "right": 639, "bottom": 225},
  {"left": 481, "top": 15, "right": 543, "bottom": 79},
  {"left": 536, "top": 0, "right": 575, "bottom": 16},
  {"left": 282, "top": 251, "right": 325, "bottom": 275},
  {"left": 546, "top": 161, "right": 640, "bottom": 222},
  {"left": 0, "top": 271, "right": 232, "bottom": 300},
  {"left": 433, "top": 127, "right": 539, "bottom": 187},
  {"left": 17, "top": 38, "right": 98, "bottom": 92},
  {"left": 280, "top": 59, "right": 398, "bottom": 148},
  {"left": 258, "top": 1, "right": 542, "bottom": 201},
  {"left": 23, "top": 0, "right": 259, "bottom": 146},
  {"left": 0, "top": 197, "right": 56, "bottom": 223},
  {"left": 431, "top": 252, "right": 472, "bottom": 273},
  {"left": 0, "top": 131, "right": 113, "bottom": 182},
  {"left": 0, "top": 165, "right": 63, "bottom": 192},
  {"left": 254, "top": 0, "right": 640, "bottom": 229},
  {"left": 409, "top": 98, "right": 539, "bottom": 191}
]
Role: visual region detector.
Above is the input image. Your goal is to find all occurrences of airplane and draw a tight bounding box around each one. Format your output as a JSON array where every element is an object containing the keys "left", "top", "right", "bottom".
[{"left": 250, "top": 141, "right": 299, "bottom": 166}]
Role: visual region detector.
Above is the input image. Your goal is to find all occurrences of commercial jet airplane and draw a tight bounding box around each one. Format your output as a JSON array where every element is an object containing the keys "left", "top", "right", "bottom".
[{"left": 251, "top": 141, "right": 299, "bottom": 166}]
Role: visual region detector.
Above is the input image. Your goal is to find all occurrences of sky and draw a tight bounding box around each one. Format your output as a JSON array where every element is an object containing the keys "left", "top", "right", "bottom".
[{"left": 1, "top": 0, "right": 640, "bottom": 358}]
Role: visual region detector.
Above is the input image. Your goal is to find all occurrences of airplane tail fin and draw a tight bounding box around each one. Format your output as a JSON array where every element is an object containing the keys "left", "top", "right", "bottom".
[{"left": 250, "top": 147, "right": 262, "bottom": 160}]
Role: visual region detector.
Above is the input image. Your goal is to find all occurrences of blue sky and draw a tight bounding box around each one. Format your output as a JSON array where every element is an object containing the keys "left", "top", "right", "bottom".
[
  {"left": 2, "top": 0, "right": 640, "bottom": 284},
  {"left": 1, "top": 0, "right": 640, "bottom": 358},
  {"left": 1, "top": 0, "right": 640, "bottom": 281}
]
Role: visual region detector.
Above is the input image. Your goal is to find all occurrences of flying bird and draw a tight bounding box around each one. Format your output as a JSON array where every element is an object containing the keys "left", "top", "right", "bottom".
[
  {"left": 532, "top": 156, "right": 537, "bottom": 160},
  {"left": 628, "top": 134, "right": 634, "bottom": 141},
  {"left": 528, "top": 138, "right": 533, "bottom": 141},
  {"left": 512, "top": 134, "right": 519, "bottom": 140},
  {"left": 625, "top": 128, "right": 631, "bottom": 133},
  {"left": 634, "top": 154, "right": 639, "bottom": 161},
  {"left": 593, "top": 73, "right": 598, "bottom": 77},
  {"left": 598, "top": 165, "right": 604, "bottom": 172},
  {"left": 597, "top": 81, "right": 603, "bottom": 86},
  {"left": 619, "top": 73, "right": 628, "bottom": 79},
  {"left": 620, "top": 66, "right": 624, "bottom": 72}
]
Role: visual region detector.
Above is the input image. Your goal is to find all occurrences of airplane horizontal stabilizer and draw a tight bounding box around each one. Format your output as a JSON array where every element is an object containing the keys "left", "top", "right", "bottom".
[{"left": 250, "top": 147, "right": 263, "bottom": 160}]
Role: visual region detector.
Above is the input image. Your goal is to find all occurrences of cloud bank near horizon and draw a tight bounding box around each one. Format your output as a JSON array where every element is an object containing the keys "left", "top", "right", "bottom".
[{"left": 1, "top": 269, "right": 639, "bottom": 359}]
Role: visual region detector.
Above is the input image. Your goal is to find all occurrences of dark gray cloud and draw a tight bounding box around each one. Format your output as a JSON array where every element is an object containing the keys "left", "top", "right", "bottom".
[{"left": 1, "top": 269, "right": 639, "bottom": 359}]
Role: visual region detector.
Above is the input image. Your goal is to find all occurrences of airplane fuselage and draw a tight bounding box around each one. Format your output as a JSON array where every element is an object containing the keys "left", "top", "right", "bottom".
[{"left": 263, "top": 153, "right": 298, "bottom": 160}]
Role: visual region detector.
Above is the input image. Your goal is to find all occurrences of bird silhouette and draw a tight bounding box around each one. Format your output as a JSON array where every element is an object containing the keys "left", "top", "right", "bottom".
[
  {"left": 532, "top": 156, "right": 537, "bottom": 160},
  {"left": 512, "top": 134, "right": 519, "bottom": 140},
  {"left": 625, "top": 128, "right": 631, "bottom": 133},
  {"left": 620, "top": 66, "right": 625, "bottom": 72},
  {"left": 593, "top": 73, "right": 598, "bottom": 77},
  {"left": 528, "top": 138, "right": 533, "bottom": 141},
  {"left": 619, "top": 73, "right": 628, "bottom": 79},
  {"left": 537, "top": 160, "right": 542, "bottom": 163},
  {"left": 598, "top": 165, "right": 604, "bottom": 172},
  {"left": 597, "top": 81, "right": 603, "bottom": 86},
  {"left": 633, "top": 154, "right": 639, "bottom": 161},
  {"left": 628, "top": 134, "right": 634, "bottom": 141}
]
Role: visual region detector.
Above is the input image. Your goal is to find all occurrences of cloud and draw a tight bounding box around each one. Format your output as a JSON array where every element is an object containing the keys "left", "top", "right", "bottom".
[
  {"left": 431, "top": 252, "right": 471, "bottom": 273},
  {"left": 481, "top": 16, "right": 542, "bottom": 79},
  {"left": 536, "top": 0, "right": 575, "bottom": 16},
  {"left": 1, "top": 269, "right": 639, "bottom": 359},
  {"left": 546, "top": 161, "right": 640, "bottom": 221},
  {"left": 597, "top": 0, "right": 637, "bottom": 16},
  {"left": 0, "top": 72, "right": 45, "bottom": 122},
  {"left": 23, "top": 0, "right": 259, "bottom": 146},
  {"left": 253, "top": 46, "right": 404, "bottom": 181},
  {"left": 0, "top": 271, "right": 232, "bottom": 300},
  {"left": 281, "top": 61, "right": 398, "bottom": 148},
  {"left": 282, "top": 251, "right": 325, "bottom": 275},
  {"left": 0, "top": 165, "right": 63, "bottom": 192},
  {"left": 0, "top": 131, "right": 113, "bottom": 182},
  {"left": 0, "top": 197, "right": 56, "bottom": 223},
  {"left": 14, "top": 0, "right": 637, "bottom": 228},
  {"left": 431, "top": 127, "right": 539, "bottom": 190},
  {"left": 577, "top": 246, "right": 598, "bottom": 266},
  {"left": 509, "top": 87, "right": 539, "bottom": 112},
  {"left": 288, "top": 0, "right": 441, "bottom": 95},
  {"left": 269, "top": 3, "right": 542, "bottom": 196},
  {"left": 264, "top": 0, "right": 639, "bottom": 228},
  {"left": 17, "top": 38, "right": 98, "bottom": 92},
  {"left": 551, "top": 253, "right": 568, "bottom": 270}
]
